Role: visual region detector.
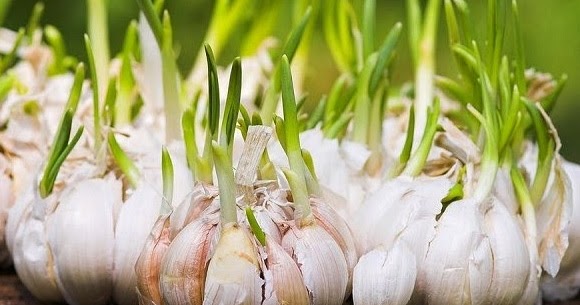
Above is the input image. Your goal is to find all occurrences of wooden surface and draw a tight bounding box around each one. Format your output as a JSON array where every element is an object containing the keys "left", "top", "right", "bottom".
[{"left": 1, "top": 269, "right": 580, "bottom": 305}]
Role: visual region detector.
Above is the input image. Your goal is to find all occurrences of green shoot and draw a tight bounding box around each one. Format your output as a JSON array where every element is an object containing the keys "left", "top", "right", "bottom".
[
  {"left": 212, "top": 141, "right": 237, "bottom": 226},
  {"left": 362, "top": 0, "right": 376, "bottom": 60},
  {"left": 0, "top": 28, "right": 24, "bottom": 74},
  {"left": 246, "top": 207, "right": 266, "bottom": 246},
  {"left": 273, "top": 115, "right": 287, "bottom": 153},
  {"left": 87, "top": 0, "right": 110, "bottom": 97},
  {"left": 40, "top": 63, "right": 85, "bottom": 184},
  {"left": 0, "top": 74, "right": 15, "bottom": 102},
  {"left": 85, "top": 35, "right": 103, "bottom": 154},
  {"left": 411, "top": 0, "right": 441, "bottom": 155},
  {"left": 161, "top": 146, "right": 174, "bottom": 210},
  {"left": 45, "top": 25, "right": 77, "bottom": 74},
  {"left": 388, "top": 106, "right": 415, "bottom": 178},
  {"left": 403, "top": 98, "right": 440, "bottom": 177},
  {"left": 39, "top": 124, "right": 84, "bottom": 198},
  {"left": 301, "top": 149, "right": 322, "bottom": 197},
  {"left": 220, "top": 57, "right": 242, "bottom": 149},
  {"left": 181, "top": 109, "right": 198, "bottom": 180},
  {"left": 281, "top": 55, "right": 305, "bottom": 180},
  {"left": 102, "top": 77, "right": 117, "bottom": 126},
  {"left": 282, "top": 168, "right": 313, "bottom": 227},
  {"left": 107, "top": 133, "right": 140, "bottom": 188},
  {"left": 525, "top": 101, "right": 556, "bottom": 205},
  {"left": 322, "top": 0, "right": 357, "bottom": 73},
  {"left": 368, "top": 22, "right": 402, "bottom": 96},
  {"left": 25, "top": 2, "right": 44, "bottom": 38},
  {"left": 116, "top": 20, "right": 139, "bottom": 126},
  {"left": 159, "top": 11, "right": 182, "bottom": 141}
]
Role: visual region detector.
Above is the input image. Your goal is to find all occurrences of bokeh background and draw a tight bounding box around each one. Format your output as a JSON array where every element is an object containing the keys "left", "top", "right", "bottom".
[{"left": 4, "top": 0, "right": 580, "bottom": 161}]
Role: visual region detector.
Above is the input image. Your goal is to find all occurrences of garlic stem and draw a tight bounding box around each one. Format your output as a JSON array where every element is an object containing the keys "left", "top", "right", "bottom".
[
  {"left": 362, "top": 0, "right": 376, "bottom": 60},
  {"left": 182, "top": 109, "right": 198, "bottom": 180},
  {"left": 0, "top": 28, "right": 24, "bottom": 74},
  {"left": 246, "top": 208, "right": 266, "bottom": 246},
  {"left": 160, "top": 12, "right": 182, "bottom": 142},
  {"left": 161, "top": 146, "right": 174, "bottom": 214},
  {"left": 25, "top": 2, "right": 43, "bottom": 37},
  {"left": 212, "top": 142, "right": 237, "bottom": 225},
  {"left": 87, "top": 0, "right": 109, "bottom": 98},
  {"left": 84, "top": 35, "right": 103, "bottom": 154},
  {"left": 283, "top": 168, "right": 313, "bottom": 227},
  {"left": 219, "top": 57, "right": 242, "bottom": 151},
  {"left": 511, "top": 0, "right": 526, "bottom": 92},
  {"left": 281, "top": 55, "right": 306, "bottom": 183},
  {"left": 116, "top": 21, "right": 138, "bottom": 126},
  {"left": 403, "top": 98, "right": 440, "bottom": 177},
  {"left": 107, "top": 133, "right": 140, "bottom": 188},
  {"left": 411, "top": 0, "right": 441, "bottom": 152}
]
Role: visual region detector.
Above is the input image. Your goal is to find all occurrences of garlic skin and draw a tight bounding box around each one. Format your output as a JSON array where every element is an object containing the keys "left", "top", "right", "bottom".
[
  {"left": 46, "top": 176, "right": 123, "bottom": 305},
  {"left": 203, "top": 223, "right": 264, "bottom": 305},
  {"left": 353, "top": 242, "right": 416, "bottom": 305},
  {"left": 282, "top": 223, "right": 349, "bottom": 305},
  {"left": 135, "top": 214, "right": 171, "bottom": 305},
  {"left": 542, "top": 160, "right": 580, "bottom": 301},
  {"left": 416, "top": 198, "right": 493, "bottom": 305}
]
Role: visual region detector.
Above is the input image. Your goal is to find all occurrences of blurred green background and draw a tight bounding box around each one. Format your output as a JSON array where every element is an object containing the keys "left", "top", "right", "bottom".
[{"left": 3, "top": 0, "right": 580, "bottom": 161}]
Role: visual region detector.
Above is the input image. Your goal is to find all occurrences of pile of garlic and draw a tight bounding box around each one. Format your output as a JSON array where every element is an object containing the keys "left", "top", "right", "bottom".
[{"left": 1, "top": 0, "right": 580, "bottom": 304}]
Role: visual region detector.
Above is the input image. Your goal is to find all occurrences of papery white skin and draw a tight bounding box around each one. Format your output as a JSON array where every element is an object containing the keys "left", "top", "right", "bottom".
[
  {"left": 353, "top": 242, "right": 416, "bottom": 305},
  {"left": 542, "top": 160, "right": 580, "bottom": 301},
  {"left": 46, "top": 176, "right": 122, "bottom": 305},
  {"left": 282, "top": 223, "right": 348, "bottom": 305},
  {"left": 416, "top": 198, "right": 493, "bottom": 305},
  {"left": 203, "top": 223, "right": 264, "bottom": 305}
]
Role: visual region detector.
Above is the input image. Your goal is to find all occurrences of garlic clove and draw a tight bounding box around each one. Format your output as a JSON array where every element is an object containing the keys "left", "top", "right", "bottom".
[
  {"left": 203, "top": 222, "right": 264, "bottom": 305},
  {"left": 11, "top": 193, "right": 63, "bottom": 303},
  {"left": 353, "top": 242, "right": 416, "bottom": 305},
  {"left": 114, "top": 185, "right": 164, "bottom": 305},
  {"left": 416, "top": 199, "right": 493, "bottom": 305},
  {"left": 46, "top": 176, "right": 122, "bottom": 305},
  {"left": 160, "top": 213, "right": 219, "bottom": 305},
  {"left": 310, "top": 197, "right": 357, "bottom": 296},
  {"left": 262, "top": 236, "right": 309, "bottom": 305},
  {"left": 483, "top": 198, "right": 530, "bottom": 303},
  {"left": 282, "top": 223, "right": 348, "bottom": 305}
]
